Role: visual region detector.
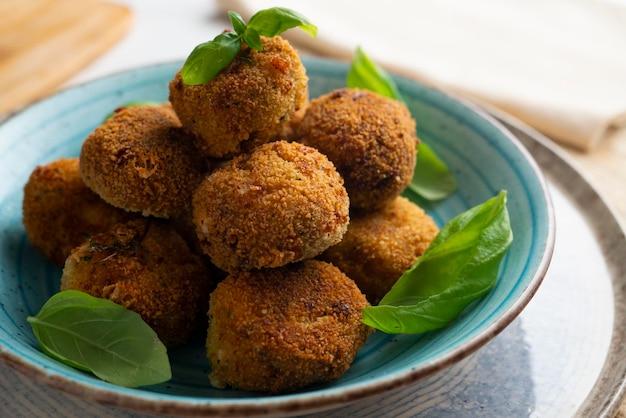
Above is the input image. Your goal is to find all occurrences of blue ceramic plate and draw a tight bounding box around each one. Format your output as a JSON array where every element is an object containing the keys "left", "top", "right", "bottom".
[{"left": 0, "top": 58, "right": 555, "bottom": 416}]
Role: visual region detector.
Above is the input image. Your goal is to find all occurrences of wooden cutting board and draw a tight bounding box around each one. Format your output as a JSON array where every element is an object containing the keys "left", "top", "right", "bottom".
[{"left": 0, "top": 0, "right": 132, "bottom": 113}]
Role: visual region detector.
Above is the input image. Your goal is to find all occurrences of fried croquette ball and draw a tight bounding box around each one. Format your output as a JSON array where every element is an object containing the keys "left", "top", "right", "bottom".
[
  {"left": 296, "top": 88, "right": 419, "bottom": 210},
  {"left": 321, "top": 196, "right": 439, "bottom": 304},
  {"left": 192, "top": 140, "right": 349, "bottom": 272},
  {"left": 206, "top": 260, "right": 372, "bottom": 393},
  {"left": 79, "top": 104, "right": 207, "bottom": 218},
  {"left": 169, "top": 35, "right": 308, "bottom": 158},
  {"left": 60, "top": 219, "right": 213, "bottom": 348},
  {"left": 22, "top": 158, "right": 138, "bottom": 267}
]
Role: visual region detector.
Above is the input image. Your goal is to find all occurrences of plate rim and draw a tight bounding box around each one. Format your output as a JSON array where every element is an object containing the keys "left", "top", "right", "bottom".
[{"left": 489, "top": 110, "right": 626, "bottom": 417}]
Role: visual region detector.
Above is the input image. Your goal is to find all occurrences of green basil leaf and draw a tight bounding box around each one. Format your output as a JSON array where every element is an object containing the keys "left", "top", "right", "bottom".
[
  {"left": 347, "top": 47, "right": 405, "bottom": 104},
  {"left": 181, "top": 7, "right": 315, "bottom": 84},
  {"left": 228, "top": 11, "right": 248, "bottom": 36},
  {"left": 362, "top": 190, "right": 513, "bottom": 334},
  {"left": 27, "top": 290, "right": 171, "bottom": 388},
  {"left": 241, "top": 27, "right": 263, "bottom": 51},
  {"left": 181, "top": 31, "right": 241, "bottom": 85},
  {"left": 347, "top": 47, "right": 457, "bottom": 201},
  {"left": 247, "top": 7, "right": 318, "bottom": 39},
  {"left": 409, "top": 142, "right": 458, "bottom": 201}
]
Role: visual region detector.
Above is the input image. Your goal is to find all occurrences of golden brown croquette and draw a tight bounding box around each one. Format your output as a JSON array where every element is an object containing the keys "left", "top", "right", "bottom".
[
  {"left": 22, "top": 158, "right": 139, "bottom": 267},
  {"left": 169, "top": 35, "right": 308, "bottom": 158},
  {"left": 61, "top": 218, "right": 213, "bottom": 348},
  {"left": 206, "top": 259, "right": 372, "bottom": 393},
  {"left": 192, "top": 140, "right": 349, "bottom": 272},
  {"left": 79, "top": 104, "right": 207, "bottom": 218},
  {"left": 321, "top": 196, "right": 439, "bottom": 304},
  {"left": 296, "top": 88, "right": 419, "bottom": 210}
]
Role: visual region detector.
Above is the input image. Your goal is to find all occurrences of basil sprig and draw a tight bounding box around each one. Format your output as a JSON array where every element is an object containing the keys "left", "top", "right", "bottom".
[
  {"left": 27, "top": 290, "right": 171, "bottom": 387},
  {"left": 362, "top": 190, "right": 513, "bottom": 334},
  {"left": 182, "top": 7, "right": 317, "bottom": 85},
  {"left": 347, "top": 47, "right": 457, "bottom": 201}
]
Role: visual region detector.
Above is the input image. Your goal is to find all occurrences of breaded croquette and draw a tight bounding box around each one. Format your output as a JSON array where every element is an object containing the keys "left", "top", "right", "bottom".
[
  {"left": 79, "top": 104, "right": 207, "bottom": 218},
  {"left": 296, "top": 88, "right": 418, "bottom": 210},
  {"left": 321, "top": 196, "right": 439, "bottom": 304},
  {"left": 22, "top": 158, "right": 138, "bottom": 267},
  {"left": 61, "top": 218, "right": 213, "bottom": 348},
  {"left": 169, "top": 36, "right": 308, "bottom": 158},
  {"left": 206, "top": 260, "right": 372, "bottom": 393},
  {"left": 192, "top": 140, "right": 349, "bottom": 272}
]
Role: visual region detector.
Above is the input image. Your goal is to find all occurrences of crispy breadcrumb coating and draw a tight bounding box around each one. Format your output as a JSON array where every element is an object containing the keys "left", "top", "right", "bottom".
[
  {"left": 80, "top": 104, "right": 207, "bottom": 218},
  {"left": 321, "top": 196, "right": 439, "bottom": 304},
  {"left": 296, "top": 88, "right": 418, "bottom": 210},
  {"left": 22, "top": 158, "right": 138, "bottom": 267},
  {"left": 169, "top": 36, "right": 308, "bottom": 158},
  {"left": 60, "top": 219, "right": 213, "bottom": 348},
  {"left": 206, "top": 260, "right": 372, "bottom": 393},
  {"left": 192, "top": 140, "right": 349, "bottom": 272}
]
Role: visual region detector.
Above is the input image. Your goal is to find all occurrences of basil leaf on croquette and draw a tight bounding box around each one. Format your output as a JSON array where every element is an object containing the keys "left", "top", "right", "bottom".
[
  {"left": 181, "top": 31, "right": 241, "bottom": 86},
  {"left": 228, "top": 11, "right": 248, "bottom": 37},
  {"left": 247, "top": 7, "right": 317, "bottom": 39},
  {"left": 182, "top": 7, "right": 317, "bottom": 85},
  {"left": 27, "top": 290, "right": 171, "bottom": 388}
]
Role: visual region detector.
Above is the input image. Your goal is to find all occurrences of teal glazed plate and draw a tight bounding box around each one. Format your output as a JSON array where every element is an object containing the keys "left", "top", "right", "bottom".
[{"left": 0, "top": 58, "right": 555, "bottom": 417}]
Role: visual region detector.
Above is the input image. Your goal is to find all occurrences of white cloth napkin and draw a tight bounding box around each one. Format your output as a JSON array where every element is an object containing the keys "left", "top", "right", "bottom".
[{"left": 223, "top": 0, "right": 626, "bottom": 151}]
